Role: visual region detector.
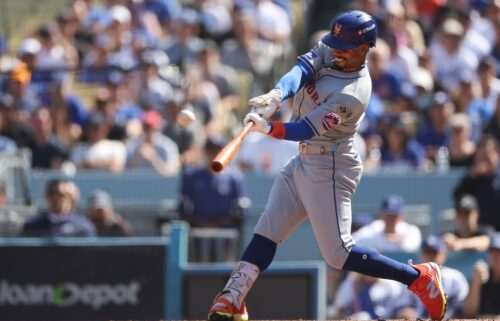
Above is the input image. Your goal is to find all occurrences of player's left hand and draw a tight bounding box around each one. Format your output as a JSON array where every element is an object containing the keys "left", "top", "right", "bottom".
[
  {"left": 248, "top": 89, "right": 282, "bottom": 119},
  {"left": 244, "top": 112, "right": 271, "bottom": 134}
]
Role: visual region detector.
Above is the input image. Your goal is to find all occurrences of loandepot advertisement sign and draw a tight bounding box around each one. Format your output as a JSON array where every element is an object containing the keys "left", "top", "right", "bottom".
[
  {"left": 0, "top": 244, "right": 166, "bottom": 321},
  {"left": 0, "top": 280, "right": 141, "bottom": 310}
]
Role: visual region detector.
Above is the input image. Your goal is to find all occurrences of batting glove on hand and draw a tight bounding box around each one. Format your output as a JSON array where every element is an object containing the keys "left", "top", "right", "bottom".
[
  {"left": 248, "top": 89, "right": 282, "bottom": 119},
  {"left": 244, "top": 112, "right": 271, "bottom": 134}
]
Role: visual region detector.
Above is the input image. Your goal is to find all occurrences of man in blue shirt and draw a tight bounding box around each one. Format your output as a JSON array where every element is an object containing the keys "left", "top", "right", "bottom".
[
  {"left": 179, "top": 135, "right": 249, "bottom": 228},
  {"left": 22, "top": 179, "right": 95, "bottom": 237},
  {"left": 417, "top": 92, "right": 454, "bottom": 162}
]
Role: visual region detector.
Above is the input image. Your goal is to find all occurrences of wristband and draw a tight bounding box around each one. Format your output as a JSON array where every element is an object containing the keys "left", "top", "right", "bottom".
[{"left": 268, "top": 121, "right": 285, "bottom": 139}]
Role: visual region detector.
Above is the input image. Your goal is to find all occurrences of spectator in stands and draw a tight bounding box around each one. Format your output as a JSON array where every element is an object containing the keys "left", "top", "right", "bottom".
[
  {"left": 442, "top": 194, "right": 493, "bottom": 252},
  {"left": 70, "top": 112, "right": 127, "bottom": 172},
  {"left": 220, "top": 10, "right": 277, "bottom": 89},
  {"left": 137, "top": 49, "right": 173, "bottom": 112},
  {"left": 126, "top": 110, "right": 180, "bottom": 175},
  {"left": 454, "top": 70, "right": 490, "bottom": 142},
  {"left": 463, "top": 233, "right": 500, "bottom": 317},
  {"left": 0, "top": 94, "right": 36, "bottom": 150},
  {"left": 327, "top": 272, "right": 407, "bottom": 320},
  {"left": 198, "top": 40, "right": 239, "bottom": 117},
  {"left": 367, "top": 39, "right": 402, "bottom": 102},
  {"left": 397, "top": 235, "right": 470, "bottom": 319},
  {"left": 16, "top": 38, "right": 41, "bottom": 70},
  {"left": 353, "top": 194, "right": 422, "bottom": 252},
  {"left": 477, "top": 56, "right": 500, "bottom": 121},
  {"left": 254, "top": 0, "right": 292, "bottom": 43},
  {"left": 448, "top": 113, "right": 476, "bottom": 167},
  {"left": 458, "top": 9, "right": 492, "bottom": 61},
  {"left": 429, "top": 17, "right": 478, "bottom": 92},
  {"left": 454, "top": 134, "right": 500, "bottom": 231},
  {"left": 6, "top": 62, "right": 40, "bottom": 114},
  {"left": 238, "top": 110, "right": 298, "bottom": 175},
  {"left": 416, "top": 91, "right": 454, "bottom": 164},
  {"left": 384, "top": 30, "right": 418, "bottom": 83},
  {"left": 30, "top": 107, "right": 69, "bottom": 169},
  {"left": 379, "top": 114, "right": 427, "bottom": 171},
  {"left": 21, "top": 179, "right": 95, "bottom": 237},
  {"left": 36, "top": 24, "right": 78, "bottom": 69},
  {"left": 179, "top": 135, "right": 250, "bottom": 229},
  {"left": 195, "top": 0, "right": 232, "bottom": 41},
  {"left": 165, "top": 8, "right": 204, "bottom": 68},
  {"left": 86, "top": 189, "right": 132, "bottom": 237},
  {"left": 104, "top": 71, "right": 144, "bottom": 137}
]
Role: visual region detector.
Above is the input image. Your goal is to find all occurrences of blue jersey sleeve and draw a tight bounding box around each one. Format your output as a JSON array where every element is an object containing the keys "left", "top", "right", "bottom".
[
  {"left": 275, "top": 60, "right": 315, "bottom": 100},
  {"left": 268, "top": 120, "right": 316, "bottom": 141},
  {"left": 283, "top": 121, "right": 315, "bottom": 141}
]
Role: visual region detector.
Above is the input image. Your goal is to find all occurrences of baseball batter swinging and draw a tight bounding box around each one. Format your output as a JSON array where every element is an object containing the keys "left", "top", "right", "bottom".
[{"left": 208, "top": 11, "right": 447, "bottom": 321}]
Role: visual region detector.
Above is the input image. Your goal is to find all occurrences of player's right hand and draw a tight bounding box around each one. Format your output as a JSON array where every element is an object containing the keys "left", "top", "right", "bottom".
[
  {"left": 244, "top": 112, "right": 271, "bottom": 134},
  {"left": 248, "top": 89, "right": 282, "bottom": 119}
]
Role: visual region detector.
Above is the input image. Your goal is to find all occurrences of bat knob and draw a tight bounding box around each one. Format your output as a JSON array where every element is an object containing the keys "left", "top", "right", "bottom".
[{"left": 211, "top": 161, "right": 223, "bottom": 172}]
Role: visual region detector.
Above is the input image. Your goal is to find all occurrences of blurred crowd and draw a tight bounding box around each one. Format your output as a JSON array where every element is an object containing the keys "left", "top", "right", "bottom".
[
  {"left": 0, "top": 0, "right": 499, "bottom": 177},
  {"left": 0, "top": 0, "right": 296, "bottom": 174},
  {"left": 0, "top": 0, "right": 500, "bottom": 319}
]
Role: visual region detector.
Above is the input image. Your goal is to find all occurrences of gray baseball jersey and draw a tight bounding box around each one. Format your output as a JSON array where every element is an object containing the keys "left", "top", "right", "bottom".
[{"left": 254, "top": 41, "right": 372, "bottom": 269}]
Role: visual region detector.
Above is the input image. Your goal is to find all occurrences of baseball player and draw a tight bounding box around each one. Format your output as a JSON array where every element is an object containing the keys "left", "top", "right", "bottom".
[{"left": 208, "top": 11, "right": 447, "bottom": 321}]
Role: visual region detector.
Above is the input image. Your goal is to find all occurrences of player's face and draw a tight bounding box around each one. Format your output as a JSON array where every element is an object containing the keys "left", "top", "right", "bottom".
[{"left": 332, "top": 44, "right": 369, "bottom": 71}]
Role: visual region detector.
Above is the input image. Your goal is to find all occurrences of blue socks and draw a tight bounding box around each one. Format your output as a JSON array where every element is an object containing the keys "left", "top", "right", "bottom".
[
  {"left": 240, "top": 235, "right": 419, "bottom": 286},
  {"left": 342, "top": 245, "right": 419, "bottom": 286},
  {"left": 241, "top": 234, "right": 277, "bottom": 271}
]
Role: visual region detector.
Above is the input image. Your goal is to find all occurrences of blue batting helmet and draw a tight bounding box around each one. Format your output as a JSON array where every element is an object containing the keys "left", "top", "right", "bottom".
[{"left": 322, "top": 11, "right": 378, "bottom": 50}]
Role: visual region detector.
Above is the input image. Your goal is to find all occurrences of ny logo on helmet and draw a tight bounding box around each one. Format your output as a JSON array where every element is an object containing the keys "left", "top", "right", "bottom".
[{"left": 334, "top": 24, "right": 342, "bottom": 37}]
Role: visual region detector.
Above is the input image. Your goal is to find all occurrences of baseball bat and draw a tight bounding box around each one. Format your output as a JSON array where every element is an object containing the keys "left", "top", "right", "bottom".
[{"left": 211, "top": 121, "right": 254, "bottom": 172}]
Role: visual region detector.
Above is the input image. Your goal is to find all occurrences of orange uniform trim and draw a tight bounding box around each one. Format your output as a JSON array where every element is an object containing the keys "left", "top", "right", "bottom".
[{"left": 268, "top": 121, "right": 285, "bottom": 139}]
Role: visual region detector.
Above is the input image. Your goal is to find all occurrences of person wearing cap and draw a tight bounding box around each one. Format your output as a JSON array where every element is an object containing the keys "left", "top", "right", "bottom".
[
  {"left": 165, "top": 8, "right": 204, "bottom": 67},
  {"left": 447, "top": 113, "right": 476, "bottom": 167},
  {"left": 416, "top": 91, "right": 454, "bottom": 163},
  {"left": 16, "top": 38, "right": 41, "bottom": 69},
  {"left": 396, "top": 235, "right": 469, "bottom": 319},
  {"left": 353, "top": 194, "right": 422, "bottom": 252},
  {"left": 443, "top": 194, "right": 495, "bottom": 252},
  {"left": 454, "top": 134, "right": 500, "bottom": 231},
  {"left": 429, "top": 17, "right": 478, "bottom": 91},
  {"left": 6, "top": 62, "right": 41, "bottom": 113},
  {"left": 126, "top": 110, "right": 180, "bottom": 176},
  {"left": 463, "top": 233, "right": 500, "bottom": 317},
  {"left": 137, "top": 49, "right": 173, "bottom": 112},
  {"left": 86, "top": 189, "right": 132, "bottom": 237}
]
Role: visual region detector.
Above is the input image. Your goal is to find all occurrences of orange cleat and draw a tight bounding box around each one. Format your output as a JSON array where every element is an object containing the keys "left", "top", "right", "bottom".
[
  {"left": 408, "top": 262, "right": 447, "bottom": 321},
  {"left": 208, "top": 291, "right": 248, "bottom": 321}
]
